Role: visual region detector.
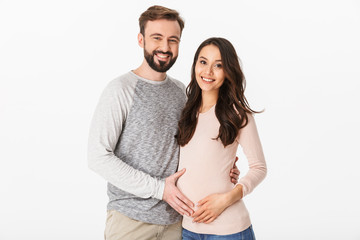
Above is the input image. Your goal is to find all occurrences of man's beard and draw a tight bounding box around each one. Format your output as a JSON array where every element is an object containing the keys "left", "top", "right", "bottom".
[{"left": 144, "top": 49, "right": 177, "bottom": 73}]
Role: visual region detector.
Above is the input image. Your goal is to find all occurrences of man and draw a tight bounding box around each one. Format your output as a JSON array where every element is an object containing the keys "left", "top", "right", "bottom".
[{"left": 88, "top": 5, "right": 239, "bottom": 240}]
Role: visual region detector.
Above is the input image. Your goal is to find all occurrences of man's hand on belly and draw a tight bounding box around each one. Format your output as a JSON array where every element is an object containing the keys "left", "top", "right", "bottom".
[{"left": 162, "top": 168, "right": 195, "bottom": 217}]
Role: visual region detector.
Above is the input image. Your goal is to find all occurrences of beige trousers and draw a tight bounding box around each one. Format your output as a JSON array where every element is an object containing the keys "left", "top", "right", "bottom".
[{"left": 104, "top": 210, "right": 182, "bottom": 240}]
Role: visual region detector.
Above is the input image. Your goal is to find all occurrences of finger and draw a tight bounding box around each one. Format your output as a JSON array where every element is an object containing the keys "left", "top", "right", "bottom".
[
  {"left": 192, "top": 207, "right": 205, "bottom": 218},
  {"left": 231, "top": 174, "right": 239, "bottom": 181},
  {"left": 230, "top": 176, "right": 238, "bottom": 183},
  {"left": 167, "top": 193, "right": 189, "bottom": 216},
  {"left": 234, "top": 156, "right": 239, "bottom": 165},
  {"left": 204, "top": 217, "right": 216, "bottom": 224},
  {"left": 200, "top": 214, "right": 213, "bottom": 223},
  {"left": 172, "top": 168, "right": 186, "bottom": 180},
  {"left": 231, "top": 168, "right": 240, "bottom": 175},
  {"left": 177, "top": 191, "right": 195, "bottom": 208},
  {"left": 175, "top": 197, "right": 194, "bottom": 216},
  {"left": 230, "top": 172, "right": 239, "bottom": 178},
  {"left": 176, "top": 190, "right": 195, "bottom": 212},
  {"left": 197, "top": 198, "right": 207, "bottom": 206},
  {"left": 193, "top": 211, "right": 208, "bottom": 223}
]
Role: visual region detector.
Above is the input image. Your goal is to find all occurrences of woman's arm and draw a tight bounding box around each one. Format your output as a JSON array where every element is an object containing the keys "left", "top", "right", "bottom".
[
  {"left": 192, "top": 113, "right": 267, "bottom": 223},
  {"left": 236, "top": 113, "right": 267, "bottom": 198}
]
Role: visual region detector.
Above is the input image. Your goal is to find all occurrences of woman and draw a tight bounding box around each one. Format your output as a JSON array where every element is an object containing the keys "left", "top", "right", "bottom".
[{"left": 177, "top": 37, "right": 267, "bottom": 239}]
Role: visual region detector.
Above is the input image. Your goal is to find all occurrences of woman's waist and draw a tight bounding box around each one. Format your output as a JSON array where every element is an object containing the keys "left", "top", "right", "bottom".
[
  {"left": 177, "top": 176, "right": 234, "bottom": 203},
  {"left": 181, "top": 200, "right": 250, "bottom": 235}
]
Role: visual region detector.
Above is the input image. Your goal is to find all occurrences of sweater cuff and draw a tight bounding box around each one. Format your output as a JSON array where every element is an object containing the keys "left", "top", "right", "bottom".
[{"left": 154, "top": 179, "right": 165, "bottom": 200}]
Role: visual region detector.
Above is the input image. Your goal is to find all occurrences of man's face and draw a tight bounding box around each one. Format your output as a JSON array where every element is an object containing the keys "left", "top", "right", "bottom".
[{"left": 139, "top": 19, "right": 181, "bottom": 72}]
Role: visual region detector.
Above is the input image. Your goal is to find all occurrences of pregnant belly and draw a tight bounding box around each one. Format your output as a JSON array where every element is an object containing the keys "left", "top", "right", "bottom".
[{"left": 177, "top": 169, "right": 233, "bottom": 205}]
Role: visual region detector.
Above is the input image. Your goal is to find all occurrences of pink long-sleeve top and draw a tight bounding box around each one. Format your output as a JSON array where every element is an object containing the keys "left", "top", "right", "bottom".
[{"left": 177, "top": 105, "right": 267, "bottom": 235}]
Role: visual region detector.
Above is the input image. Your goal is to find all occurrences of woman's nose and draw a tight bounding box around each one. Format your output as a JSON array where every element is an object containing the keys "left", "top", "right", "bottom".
[{"left": 204, "top": 65, "right": 213, "bottom": 75}]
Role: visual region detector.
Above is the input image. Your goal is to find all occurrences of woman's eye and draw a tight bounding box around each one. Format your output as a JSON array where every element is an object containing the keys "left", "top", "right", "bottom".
[
  {"left": 200, "top": 60, "right": 206, "bottom": 65},
  {"left": 214, "top": 64, "right": 222, "bottom": 68}
]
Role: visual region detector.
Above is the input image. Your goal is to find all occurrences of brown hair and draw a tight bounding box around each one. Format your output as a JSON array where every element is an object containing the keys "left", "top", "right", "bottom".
[
  {"left": 177, "top": 37, "right": 261, "bottom": 147},
  {"left": 139, "top": 5, "right": 185, "bottom": 36}
]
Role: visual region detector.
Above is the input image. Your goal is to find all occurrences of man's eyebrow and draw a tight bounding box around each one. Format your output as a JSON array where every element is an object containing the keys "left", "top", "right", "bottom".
[
  {"left": 149, "top": 33, "right": 180, "bottom": 41},
  {"left": 150, "top": 33, "right": 163, "bottom": 37},
  {"left": 169, "top": 36, "right": 180, "bottom": 41}
]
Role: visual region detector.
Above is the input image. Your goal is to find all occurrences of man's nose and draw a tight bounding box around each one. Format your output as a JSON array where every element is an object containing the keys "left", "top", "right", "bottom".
[{"left": 159, "top": 40, "right": 170, "bottom": 53}]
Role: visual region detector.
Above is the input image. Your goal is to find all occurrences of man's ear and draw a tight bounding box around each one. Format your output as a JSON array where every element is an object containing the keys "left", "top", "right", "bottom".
[{"left": 137, "top": 33, "right": 144, "bottom": 48}]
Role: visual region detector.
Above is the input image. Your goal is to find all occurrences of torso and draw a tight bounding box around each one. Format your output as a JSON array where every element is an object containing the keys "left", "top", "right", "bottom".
[{"left": 177, "top": 105, "right": 251, "bottom": 235}]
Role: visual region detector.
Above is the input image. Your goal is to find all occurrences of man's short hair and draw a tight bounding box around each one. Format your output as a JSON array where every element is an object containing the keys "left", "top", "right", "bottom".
[{"left": 139, "top": 5, "right": 185, "bottom": 36}]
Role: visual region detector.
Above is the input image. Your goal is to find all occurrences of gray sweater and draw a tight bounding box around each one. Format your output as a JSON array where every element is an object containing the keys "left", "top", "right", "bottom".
[{"left": 88, "top": 71, "right": 186, "bottom": 225}]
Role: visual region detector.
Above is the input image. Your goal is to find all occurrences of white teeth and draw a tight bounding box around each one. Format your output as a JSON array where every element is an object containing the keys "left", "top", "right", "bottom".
[
  {"left": 157, "top": 54, "right": 168, "bottom": 59},
  {"left": 202, "top": 77, "right": 214, "bottom": 82}
]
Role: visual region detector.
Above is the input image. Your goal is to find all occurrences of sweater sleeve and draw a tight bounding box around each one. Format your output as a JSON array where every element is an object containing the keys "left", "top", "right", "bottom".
[
  {"left": 87, "top": 79, "right": 165, "bottom": 200},
  {"left": 236, "top": 113, "right": 267, "bottom": 198}
]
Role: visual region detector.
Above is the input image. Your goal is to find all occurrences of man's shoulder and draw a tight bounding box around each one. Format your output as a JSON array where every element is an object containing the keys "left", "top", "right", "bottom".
[
  {"left": 108, "top": 71, "right": 138, "bottom": 89},
  {"left": 167, "top": 75, "right": 186, "bottom": 94},
  {"left": 99, "top": 72, "right": 138, "bottom": 99}
]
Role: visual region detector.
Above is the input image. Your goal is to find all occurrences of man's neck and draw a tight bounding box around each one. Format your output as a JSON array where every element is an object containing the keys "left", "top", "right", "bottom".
[{"left": 133, "top": 59, "right": 167, "bottom": 81}]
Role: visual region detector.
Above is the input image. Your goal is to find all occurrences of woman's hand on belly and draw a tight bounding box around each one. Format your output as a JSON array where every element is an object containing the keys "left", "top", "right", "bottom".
[
  {"left": 192, "top": 184, "right": 244, "bottom": 224},
  {"left": 191, "top": 193, "right": 230, "bottom": 224}
]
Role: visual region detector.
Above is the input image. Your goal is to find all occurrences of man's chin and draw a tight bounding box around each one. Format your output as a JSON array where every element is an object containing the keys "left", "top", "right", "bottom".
[
  {"left": 154, "top": 61, "right": 170, "bottom": 70},
  {"left": 145, "top": 54, "right": 177, "bottom": 72},
  {"left": 154, "top": 66, "right": 168, "bottom": 73},
  {"left": 155, "top": 58, "right": 170, "bottom": 66}
]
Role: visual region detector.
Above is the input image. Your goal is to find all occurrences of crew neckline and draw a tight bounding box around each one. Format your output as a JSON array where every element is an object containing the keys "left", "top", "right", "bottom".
[
  {"left": 198, "top": 104, "right": 216, "bottom": 116},
  {"left": 129, "top": 71, "right": 169, "bottom": 85}
]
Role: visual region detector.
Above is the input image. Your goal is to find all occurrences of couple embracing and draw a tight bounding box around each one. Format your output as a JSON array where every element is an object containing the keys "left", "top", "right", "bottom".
[{"left": 88, "top": 5, "right": 267, "bottom": 240}]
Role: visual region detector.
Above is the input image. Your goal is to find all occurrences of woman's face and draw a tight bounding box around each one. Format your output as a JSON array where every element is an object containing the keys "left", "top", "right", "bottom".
[{"left": 195, "top": 44, "right": 225, "bottom": 94}]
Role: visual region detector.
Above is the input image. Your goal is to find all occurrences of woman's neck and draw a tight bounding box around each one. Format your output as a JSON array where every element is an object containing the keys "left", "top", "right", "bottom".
[{"left": 199, "top": 91, "right": 219, "bottom": 113}]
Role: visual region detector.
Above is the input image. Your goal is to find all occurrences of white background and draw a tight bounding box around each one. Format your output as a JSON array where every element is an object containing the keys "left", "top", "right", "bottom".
[{"left": 1, "top": 0, "right": 359, "bottom": 239}]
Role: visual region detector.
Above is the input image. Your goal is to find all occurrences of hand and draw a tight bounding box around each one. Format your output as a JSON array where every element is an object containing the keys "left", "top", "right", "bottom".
[
  {"left": 192, "top": 193, "right": 230, "bottom": 224},
  {"left": 163, "top": 168, "right": 194, "bottom": 216},
  {"left": 230, "top": 157, "right": 240, "bottom": 184}
]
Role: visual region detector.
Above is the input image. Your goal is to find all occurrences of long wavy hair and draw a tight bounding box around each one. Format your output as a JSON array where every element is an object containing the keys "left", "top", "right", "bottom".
[{"left": 177, "top": 37, "right": 260, "bottom": 147}]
